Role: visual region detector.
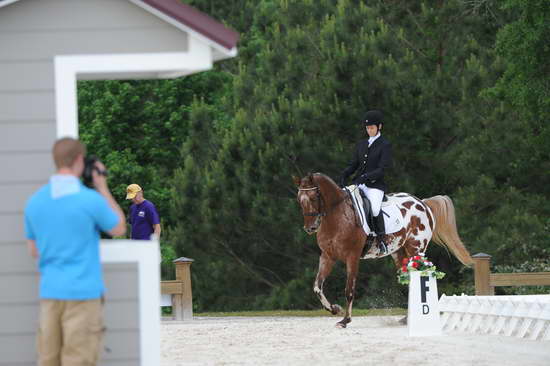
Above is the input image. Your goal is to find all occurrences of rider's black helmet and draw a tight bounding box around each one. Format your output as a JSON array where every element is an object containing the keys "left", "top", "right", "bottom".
[{"left": 363, "top": 110, "right": 384, "bottom": 126}]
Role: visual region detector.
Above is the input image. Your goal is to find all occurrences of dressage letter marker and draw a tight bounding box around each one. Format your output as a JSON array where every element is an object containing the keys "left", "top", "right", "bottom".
[{"left": 408, "top": 271, "right": 442, "bottom": 337}]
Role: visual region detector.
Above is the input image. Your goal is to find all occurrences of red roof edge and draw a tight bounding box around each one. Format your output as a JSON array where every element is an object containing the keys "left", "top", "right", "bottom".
[{"left": 141, "top": 0, "right": 239, "bottom": 50}]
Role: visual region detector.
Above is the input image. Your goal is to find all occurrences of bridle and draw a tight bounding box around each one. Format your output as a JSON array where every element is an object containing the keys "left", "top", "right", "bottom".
[{"left": 298, "top": 186, "right": 326, "bottom": 218}]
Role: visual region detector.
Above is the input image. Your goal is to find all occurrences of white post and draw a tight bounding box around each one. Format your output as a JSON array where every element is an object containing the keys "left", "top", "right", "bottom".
[
  {"left": 407, "top": 271, "right": 442, "bottom": 337},
  {"left": 100, "top": 239, "right": 160, "bottom": 365}
]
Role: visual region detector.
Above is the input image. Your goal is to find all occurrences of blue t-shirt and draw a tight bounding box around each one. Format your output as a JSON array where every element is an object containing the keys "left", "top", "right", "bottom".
[
  {"left": 24, "top": 176, "right": 119, "bottom": 300},
  {"left": 129, "top": 200, "right": 160, "bottom": 240}
]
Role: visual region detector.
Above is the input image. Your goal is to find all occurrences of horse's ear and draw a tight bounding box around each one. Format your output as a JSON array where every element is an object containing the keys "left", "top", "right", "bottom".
[
  {"left": 292, "top": 175, "right": 301, "bottom": 187},
  {"left": 307, "top": 172, "right": 314, "bottom": 183}
]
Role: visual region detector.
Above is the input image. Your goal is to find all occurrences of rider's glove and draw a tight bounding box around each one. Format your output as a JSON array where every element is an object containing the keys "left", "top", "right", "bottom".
[{"left": 353, "top": 174, "right": 368, "bottom": 185}]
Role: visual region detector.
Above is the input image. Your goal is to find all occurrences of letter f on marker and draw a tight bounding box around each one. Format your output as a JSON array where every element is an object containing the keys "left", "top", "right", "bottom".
[{"left": 420, "top": 276, "right": 430, "bottom": 303}]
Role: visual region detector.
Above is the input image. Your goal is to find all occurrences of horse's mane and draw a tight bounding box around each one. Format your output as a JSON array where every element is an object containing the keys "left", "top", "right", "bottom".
[
  {"left": 312, "top": 172, "right": 338, "bottom": 187},
  {"left": 310, "top": 172, "right": 345, "bottom": 206}
]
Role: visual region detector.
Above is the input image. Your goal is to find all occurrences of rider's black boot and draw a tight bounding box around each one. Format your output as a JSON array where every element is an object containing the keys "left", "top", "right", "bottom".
[{"left": 374, "top": 213, "right": 388, "bottom": 254}]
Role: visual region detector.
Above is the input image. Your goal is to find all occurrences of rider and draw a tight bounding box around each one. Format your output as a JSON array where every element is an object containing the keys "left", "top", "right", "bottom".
[{"left": 339, "top": 110, "right": 393, "bottom": 253}]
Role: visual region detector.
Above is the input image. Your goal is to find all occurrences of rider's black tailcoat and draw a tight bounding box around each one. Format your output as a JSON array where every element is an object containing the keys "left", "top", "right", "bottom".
[{"left": 341, "top": 135, "right": 393, "bottom": 192}]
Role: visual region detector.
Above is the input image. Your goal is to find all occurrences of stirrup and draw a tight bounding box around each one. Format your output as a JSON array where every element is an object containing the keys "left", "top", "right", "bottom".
[
  {"left": 361, "top": 235, "right": 375, "bottom": 257},
  {"left": 377, "top": 236, "right": 388, "bottom": 254}
]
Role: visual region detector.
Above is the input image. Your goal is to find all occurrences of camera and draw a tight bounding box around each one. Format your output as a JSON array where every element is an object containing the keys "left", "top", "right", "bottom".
[{"left": 82, "top": 155, "right": 108, "bottom": 188}]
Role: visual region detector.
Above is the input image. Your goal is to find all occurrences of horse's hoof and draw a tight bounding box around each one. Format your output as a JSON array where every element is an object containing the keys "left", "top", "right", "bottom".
[
  {"left": 331, "top": 304, "right": 343, "bottom": 315},
  {"left": 336, "top": 317, "right": 351, "bottom": 328},
  {"left": 335, "top": 322, "right": 347, "bottom": 328}
]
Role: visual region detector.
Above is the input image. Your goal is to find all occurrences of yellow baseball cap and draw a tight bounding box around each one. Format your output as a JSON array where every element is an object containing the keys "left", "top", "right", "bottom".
[{"left": 126, "top": 184, "right": 142, "bottom": 199}]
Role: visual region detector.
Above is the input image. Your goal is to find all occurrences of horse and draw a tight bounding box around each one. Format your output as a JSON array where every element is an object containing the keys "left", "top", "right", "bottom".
[{"left": 293, "top": 172, "right": 473, "bottom": 328}]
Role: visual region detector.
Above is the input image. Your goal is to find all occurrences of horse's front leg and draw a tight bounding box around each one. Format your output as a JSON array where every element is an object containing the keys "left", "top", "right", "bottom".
[
  {"left": 314, "top": 253, "right": 341, "bottom": 315},
  {"left": 336, "top": 255, "right": 360, "bottom": 328}
]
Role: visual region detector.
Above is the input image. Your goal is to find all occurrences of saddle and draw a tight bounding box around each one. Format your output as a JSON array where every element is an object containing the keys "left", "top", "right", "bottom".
[{"left": 345, "top": 185, "right": 403, "bottom": 236}]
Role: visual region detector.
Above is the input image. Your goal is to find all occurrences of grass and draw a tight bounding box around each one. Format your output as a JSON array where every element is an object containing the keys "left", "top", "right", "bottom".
[{"left": 193, "top": 308, "right": 406, "bottom": 317}]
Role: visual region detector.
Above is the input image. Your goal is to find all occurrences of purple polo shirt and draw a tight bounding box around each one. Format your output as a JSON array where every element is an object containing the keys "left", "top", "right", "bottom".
[{"left": 129, "top": 199, "right": 160, "bottom": 240}]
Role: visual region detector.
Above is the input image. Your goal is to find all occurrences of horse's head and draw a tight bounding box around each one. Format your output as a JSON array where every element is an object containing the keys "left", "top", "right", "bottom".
[{"left": 293, "top": 173, "right": 325, "bottom": 235}]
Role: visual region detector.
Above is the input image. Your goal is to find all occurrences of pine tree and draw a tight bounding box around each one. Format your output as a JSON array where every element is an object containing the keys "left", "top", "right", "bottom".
[{"left": 168, "top": 0, "right": 502, "bottom": 310}]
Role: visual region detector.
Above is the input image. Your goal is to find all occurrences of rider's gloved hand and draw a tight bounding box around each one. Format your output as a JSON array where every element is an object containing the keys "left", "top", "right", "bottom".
[{"left": 353, "top": 174, "right": 368, "bottom": 185}]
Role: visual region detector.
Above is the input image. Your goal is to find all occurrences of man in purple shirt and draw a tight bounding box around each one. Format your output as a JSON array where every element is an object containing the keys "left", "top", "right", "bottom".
[{"left": 126, "top": 184, "right": 161, "bottom": 240}]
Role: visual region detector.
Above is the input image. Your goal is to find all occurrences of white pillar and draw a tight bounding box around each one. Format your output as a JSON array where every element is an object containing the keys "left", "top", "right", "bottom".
[{"left": 408, "top": 271, "right": 442, "bottom": 337}]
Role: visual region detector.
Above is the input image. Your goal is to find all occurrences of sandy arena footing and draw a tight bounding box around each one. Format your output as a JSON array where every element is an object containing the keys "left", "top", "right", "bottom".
[{"left": 160, "top": 316, "right": 548, "bottom": 365}]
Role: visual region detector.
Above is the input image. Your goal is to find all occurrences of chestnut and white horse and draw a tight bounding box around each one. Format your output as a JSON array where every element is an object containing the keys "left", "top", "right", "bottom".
[{"left": 294, "top": 172, "right": 472, "bottom": 328}]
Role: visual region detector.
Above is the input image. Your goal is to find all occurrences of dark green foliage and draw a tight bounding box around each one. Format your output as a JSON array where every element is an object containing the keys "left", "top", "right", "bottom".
[
  {"left": 452, "top": 0, "right": 550, "bottom": 267},
  {"left": 78, "top": 0, "right": 550, "bottom": 311},
  {"left": 493, "top": 0, "right": 550, "bottom": 122},
  {"left": 78, "top": 72, "right": 231, "bottom": 225}
]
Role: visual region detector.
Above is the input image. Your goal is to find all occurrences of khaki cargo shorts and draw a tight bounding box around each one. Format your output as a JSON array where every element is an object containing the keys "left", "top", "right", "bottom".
[{"left": 37, "top": 298, "right": 104, "bottom": 366}]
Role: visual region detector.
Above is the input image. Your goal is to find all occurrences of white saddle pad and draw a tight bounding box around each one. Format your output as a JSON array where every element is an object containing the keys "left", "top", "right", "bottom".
[{"left": 346, "top": 185, "right": 405, "bottom": 235}]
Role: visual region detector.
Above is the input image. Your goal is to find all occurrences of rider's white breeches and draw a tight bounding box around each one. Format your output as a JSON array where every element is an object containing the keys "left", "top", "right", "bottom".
[{"left": 358, "top": 185, "right": 384, "bottom": 216}]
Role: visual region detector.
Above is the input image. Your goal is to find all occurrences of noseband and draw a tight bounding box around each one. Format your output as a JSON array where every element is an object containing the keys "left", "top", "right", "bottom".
[{"left": 298, "top": 186, "right": 326, "bottom": 218}]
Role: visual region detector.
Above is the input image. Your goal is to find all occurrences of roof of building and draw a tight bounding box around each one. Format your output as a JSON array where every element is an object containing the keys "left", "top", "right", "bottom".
[
  {"left": 141, "top": 0, "right": 238, "bottom": 50},
  {"left": 0, "top": 0, "right": 239, "bottom": 51}
]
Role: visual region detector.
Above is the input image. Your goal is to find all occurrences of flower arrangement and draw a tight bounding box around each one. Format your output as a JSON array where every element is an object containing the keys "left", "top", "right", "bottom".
[{"left": 397, "top": 254, "right": 445, "bottom": 285}]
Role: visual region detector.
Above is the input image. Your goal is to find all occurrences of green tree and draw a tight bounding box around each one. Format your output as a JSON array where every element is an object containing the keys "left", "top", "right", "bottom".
[
  {"left": 78, "top": 72, "right": 231, "bottom": 227},
  {"left": 452, "top": 0, "right": 550, "bottom": 268},
  {"left": 168, "top": 0, "right": 500, "bottom": 311},
  {"left": 78, "top": 0, "right": 549, "bottom": 310}
]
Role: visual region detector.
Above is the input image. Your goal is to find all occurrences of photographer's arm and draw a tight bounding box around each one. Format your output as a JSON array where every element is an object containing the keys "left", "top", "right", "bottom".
[
  {"left": 153, "top": 224, "right": 161, "bottom": 238},
  {"left": 92, "top": 161, "right": 126, "bottom": 237}
]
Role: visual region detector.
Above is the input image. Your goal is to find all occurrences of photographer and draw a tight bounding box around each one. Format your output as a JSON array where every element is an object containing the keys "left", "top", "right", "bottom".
[{"left": 24, "top": 137, "right": 125, "bottom": 365}]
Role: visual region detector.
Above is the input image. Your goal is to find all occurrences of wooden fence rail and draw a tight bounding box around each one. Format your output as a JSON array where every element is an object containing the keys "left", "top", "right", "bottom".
[
  {"left": 473, "top": 253, "right": 550, "bottom": 295},
  {"left": 161, "top": 257, "right": 194, "bottom": 320}
]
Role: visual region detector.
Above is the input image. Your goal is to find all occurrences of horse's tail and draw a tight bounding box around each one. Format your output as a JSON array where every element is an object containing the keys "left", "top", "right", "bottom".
[{"left": 423, "top": 195, "right": 473, "bottom": 266}]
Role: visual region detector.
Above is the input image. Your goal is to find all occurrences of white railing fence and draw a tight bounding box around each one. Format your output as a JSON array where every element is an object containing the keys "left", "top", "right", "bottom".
[{"left": 439, "top": 294, "right": 550, "bottom": 341}]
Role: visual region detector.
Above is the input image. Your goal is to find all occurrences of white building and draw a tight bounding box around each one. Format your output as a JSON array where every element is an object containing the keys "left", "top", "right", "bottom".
[{"left": 0, "top": 0, "right": 238, "bottom": 364}]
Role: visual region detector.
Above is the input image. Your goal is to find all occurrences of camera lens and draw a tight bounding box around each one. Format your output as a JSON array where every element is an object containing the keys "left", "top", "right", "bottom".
[{"left": 83, "top": 156, "right": 98, "bottom": 188}]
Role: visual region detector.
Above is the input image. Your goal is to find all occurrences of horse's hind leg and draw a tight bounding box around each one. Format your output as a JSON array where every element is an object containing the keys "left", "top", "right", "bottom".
[
  {"left": 314, "top": 253, "right": 341, "bottom": 315},
  {"left": 336, "top": 255, "right": 360, "bottom": 328},
  {"left": 391, "top": 248, "right": 409, "bottom": 325}
]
